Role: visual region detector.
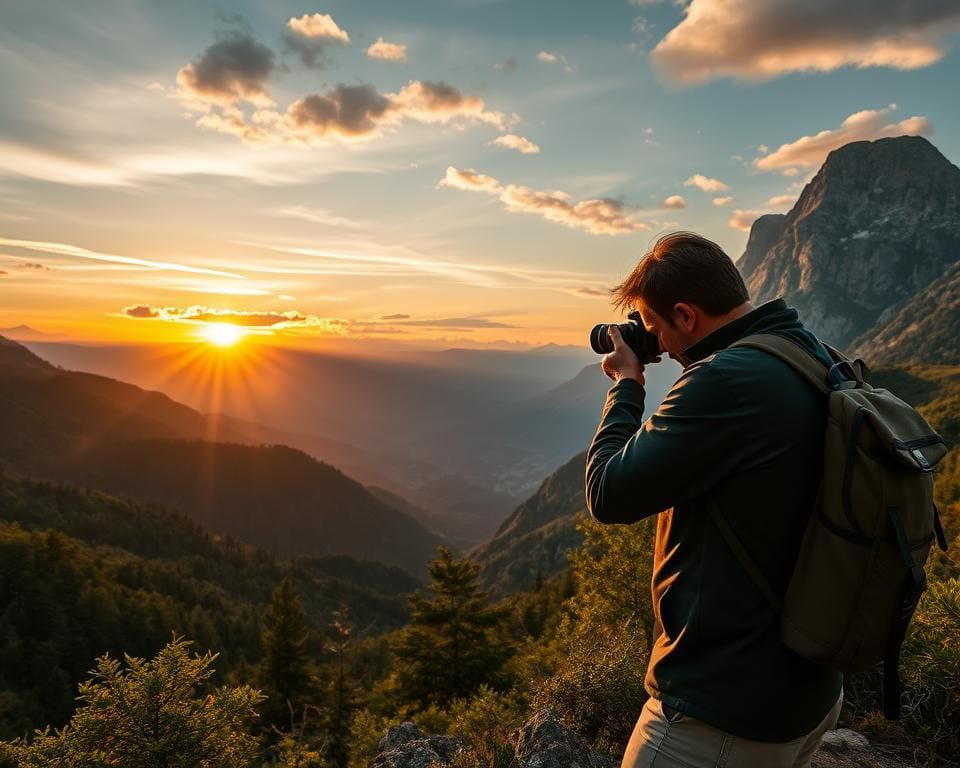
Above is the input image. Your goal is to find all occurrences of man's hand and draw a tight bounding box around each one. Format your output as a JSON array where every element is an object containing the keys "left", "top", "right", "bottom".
[{"left": 601, "top": 325, "right": 650, "bottom": 384}]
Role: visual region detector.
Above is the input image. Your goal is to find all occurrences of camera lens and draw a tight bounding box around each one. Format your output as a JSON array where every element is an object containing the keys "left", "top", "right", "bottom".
[{"left": 589, "top": 324, "right": 614, "bottom": 354}]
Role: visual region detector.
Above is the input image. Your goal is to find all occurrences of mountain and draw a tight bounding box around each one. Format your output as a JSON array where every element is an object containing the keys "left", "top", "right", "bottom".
[
  {"left": 469, "top": 452, "right": 587, "bottom": 596},
  {"left": 850, "top": 260, "right": 960, "bottom": 365},
  {"left": 22, "top": 339, "right": 601, "bottom": 545},
  {"left": 0, "top": 337, "right": 442, "bottom": 574},
  {"left": 0, "top": 324, "right": 63, "bottom": 341},
  {"left": 739, "top": 136, "right": 960, "bottom": 350},
  {"left": 0, "top": 471, "right": 417, "bottom": 737}
]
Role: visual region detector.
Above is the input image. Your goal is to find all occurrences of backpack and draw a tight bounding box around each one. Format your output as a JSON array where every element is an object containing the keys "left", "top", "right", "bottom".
[{"left": 707, "top": 332, "right": 949, "bottom": 720}]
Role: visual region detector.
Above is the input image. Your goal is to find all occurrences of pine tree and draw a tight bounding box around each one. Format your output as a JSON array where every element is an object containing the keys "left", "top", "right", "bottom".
[
  {"left": 0, "top": 636, "right": 262, "bottom": 767},
  {"left": 323, "top": 606, "right": 353, "bottom": 768},
  {"left": 258, "top": 578, "right": 315, "bottom": 735},
  {"left": 393, "top": 547, "right": 513, "bottom": 709}
]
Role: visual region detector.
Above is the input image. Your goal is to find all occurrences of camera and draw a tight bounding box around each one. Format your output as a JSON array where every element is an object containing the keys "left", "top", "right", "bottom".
[{"left": 589, "top": 310, "right": 662, "bottom": 364}]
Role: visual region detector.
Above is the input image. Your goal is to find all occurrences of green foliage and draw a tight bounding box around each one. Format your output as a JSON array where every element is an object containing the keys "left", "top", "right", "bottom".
[
  {"left": 344, "top": 709, "right": 389, "bottom": 768},
  {"left": 446, "top": 685, "right": 525, "bottom": 768},
  {"left": 0, "top": 637, "right": 263, "bottom": 767},
  {"left": 529, "top": 513, "right": 655, "bottom": 754},
  {"left": 0, "top": 472, "right": 413, "bottom": 739},
  {"left": 258, "top": 579, "right": 317, "bottom": 736},
  {"left": 393, "top": 547, "right": 514, "bottom": 710}
]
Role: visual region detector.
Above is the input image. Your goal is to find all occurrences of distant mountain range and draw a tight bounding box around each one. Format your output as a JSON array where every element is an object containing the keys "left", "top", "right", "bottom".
[
  {"left": 0, "top": 337, "right": 442, "bottom": 575},
  {"left": 739, "top": 135, "right": 960, "bottom": 363},
  {"left": 22, "top": 338, "right": 639, "bottom": 545}
]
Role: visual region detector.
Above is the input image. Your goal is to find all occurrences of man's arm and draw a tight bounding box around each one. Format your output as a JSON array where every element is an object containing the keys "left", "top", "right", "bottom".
[{"left": 585, "top": 361, "right": 753, "bottom": 524}]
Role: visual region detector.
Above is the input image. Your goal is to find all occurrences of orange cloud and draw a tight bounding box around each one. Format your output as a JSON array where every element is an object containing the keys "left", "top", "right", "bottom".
[
  {"left": 728, "top": 209, "right": 764, "bottom": 232},
  {"left": 660, "top": 194, "right": 687, "bottom": 209},
  {"left": 286, "top": 13, "right": 349, "bottom": 43},
  {"left": 712, "top": 196, "right": 734, "bottom": 206},
  {"left": 440, "top": 167, "right": 646, "bottom": 235},
  {"left": 490, "top": 134, "right": 541, "bottom": 154},
  {"left": 121, "top": 304, "right": 348, "bottom": 332},
  {"left": 651, "top": 0, "right": 960, "bottom": 84},
  {"left": 684, "top": 174, "right": 729, "bottom": 192},
  {"left": 754, "top": 105, "right": 932, "bottom": 172}
]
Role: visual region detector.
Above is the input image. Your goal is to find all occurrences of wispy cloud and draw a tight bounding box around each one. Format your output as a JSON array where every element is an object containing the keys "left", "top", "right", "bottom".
[
  {"left": 651, "top": 0, "right": 960, "bottom": 84},
  {"left": 439, "top": 167, "right": 647, "bottom": 235},
  {"left": 712, "top": 196, "right": 734, "bottom": 206},
  {"left": 121, "top": 303, "right": 348, "bottom": 331},
  {"left": 0, "top": 237, "right": 245, "bottom": 279},
  {"left": 273, "top": 206, "right": 367, "bottom": 228},
  {"left": 754, "top": 105, "right": 932, "bottom": 172}
]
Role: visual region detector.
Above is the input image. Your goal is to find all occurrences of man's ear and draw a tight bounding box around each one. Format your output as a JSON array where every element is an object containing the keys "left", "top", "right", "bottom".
[{"left": 673, "top": 302, "right": 697, "bottom": 332}]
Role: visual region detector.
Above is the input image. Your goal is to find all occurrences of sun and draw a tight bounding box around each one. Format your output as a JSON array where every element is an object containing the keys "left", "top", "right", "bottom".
[{"left": 202, "top": 323, "right": 244, "bottom": 347}]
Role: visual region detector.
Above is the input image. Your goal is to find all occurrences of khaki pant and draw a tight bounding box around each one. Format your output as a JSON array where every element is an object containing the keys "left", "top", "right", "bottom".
[{"left": 620, "top": 693, "right": 842, "bottom": 768}]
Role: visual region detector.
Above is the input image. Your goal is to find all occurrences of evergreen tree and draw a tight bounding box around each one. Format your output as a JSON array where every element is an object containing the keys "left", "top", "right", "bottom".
[
  {"left": 258, "top": 578, "right": 315, "bottom": 735},
  {"left": 393, "top": 547, "right": 513, "bottom": 709},
  {"left": 0, "top": 636, "right": 262, "bottom": 767},
  {"left": 323, "top": 606, "right": 353, "bottom": 768}
]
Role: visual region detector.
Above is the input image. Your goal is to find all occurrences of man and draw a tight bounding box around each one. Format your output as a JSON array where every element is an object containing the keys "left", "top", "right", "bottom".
[{"left": 586, "top": 232, "right": 843, "bottom": 768}]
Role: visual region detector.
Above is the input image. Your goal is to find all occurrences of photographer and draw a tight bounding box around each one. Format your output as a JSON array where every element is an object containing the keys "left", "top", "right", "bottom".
[{"left": 586, "top": 232, "right": 842, "bottom": 768}]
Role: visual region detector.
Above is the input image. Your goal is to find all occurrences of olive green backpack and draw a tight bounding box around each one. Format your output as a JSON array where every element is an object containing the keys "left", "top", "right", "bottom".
[{"left": 709, "top": 333, "right": 949, "bottom": 720}]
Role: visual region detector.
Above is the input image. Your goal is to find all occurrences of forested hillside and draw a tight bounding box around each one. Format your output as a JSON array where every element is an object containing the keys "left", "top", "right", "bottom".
[{"left": 0, "top": 472, "right": 417, "bottom": 741}]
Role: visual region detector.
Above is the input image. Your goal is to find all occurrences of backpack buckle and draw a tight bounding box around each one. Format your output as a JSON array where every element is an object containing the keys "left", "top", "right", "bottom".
[{"left": 827, "top": 362, "right": 857, "bottom": 390}]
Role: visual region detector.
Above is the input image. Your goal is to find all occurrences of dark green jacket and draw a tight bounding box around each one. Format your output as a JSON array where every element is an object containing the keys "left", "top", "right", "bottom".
[{"left": 585, "top": 298, "right": 843, "bottom": 742}]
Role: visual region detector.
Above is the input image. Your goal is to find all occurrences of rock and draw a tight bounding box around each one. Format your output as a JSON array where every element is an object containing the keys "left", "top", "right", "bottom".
[
  {"left": 513, "top": 709, "right": 617, "bottom": 768},
  {"left": 738, "top": 135, "right": 960, "bottom": 355},
  {"left": 368, "top": 721, "right": 466, "bottom": 768},
  {"left": 818, "top": 728, "right": 871, "bottom": 751}
]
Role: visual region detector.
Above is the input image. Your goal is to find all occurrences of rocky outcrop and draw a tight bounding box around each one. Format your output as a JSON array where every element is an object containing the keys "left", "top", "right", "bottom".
[
  {"left": 513, "top": 710, "right": 617, "bottom": 768},
  {"left": 368, "top": 722, "right": 466, "bottom": 768},
  {"left": 739, "top": 136, "right": 960, "bottom": 350},
  {"left": 850, "top": 260, "right": 960, "bottom": 365}
]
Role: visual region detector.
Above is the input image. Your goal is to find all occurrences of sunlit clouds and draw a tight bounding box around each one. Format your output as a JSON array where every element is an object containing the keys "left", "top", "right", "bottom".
[
  {"left": 685, "top": 174, "right": 729, "bottom": 192},
  {"left": 753, "top": 105, "right": 933, "bottom": 172},
  {"left": 176, "top": 34, "right": 276, "bottom": 107},
  {"left": 440, "top": 167, "right": 649, "bottom": 235},
  {"left": 286, "top": 13, "right": 350, "bottom": 44},
  {"left": 490, "top": 134, "right": 541, "bottom": 154},
  {"left": 366, "top": 37, "right": 408, "bottom": 63},
  {"left": 651, "top": 0, "right": 960, "bottom": 84}
]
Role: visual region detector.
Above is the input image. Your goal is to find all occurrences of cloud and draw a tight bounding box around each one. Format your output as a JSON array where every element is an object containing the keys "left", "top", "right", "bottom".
[
  {"left": 366, "top": 37, "right": 408, "bottom": 63},
  {"left": 440, "top": 167, "right": 647, "bottom": 236},
  {"left": 286, "top": 13, "right": 349, "bottom": 42},
  {"left": 122, "top": 304, "right": 160, "bottom": 318},
  {"left": 537, "top": 51, "right": 559, "bottom": 63},
  {"left": 284, "top": 84, "right": 392, "bottom": 139},
  {"left": 18, "top": 262, "right": 50, "bottom": 270},
  {"left": 495, "top": 57, "right": 518, "bottom": 73},
  {"left": 0, "top": 270, "right": 7, "bottom": 275},
  {"left": 712, "top": 196, "right": 734, "bottom": 206},
  {"left": 754, "top": 105, "right": 933, "bottom": 172},
  {"left": 0, "top": 237, "right": 244, "bottom": 279},
  {"left": 563, "top": 286, "right": 611, "bottom": 299},
  {"left": 660, "top": 194, "right": 687, "bottom": 209},
  {"left": 379, "top": 313, "right": 411, "bottom": 320},
  {"left": 490, "top": 134, "right": 541, "bottom": 154},
  {"left": 121, "top": 304, "right": 346, "bottom": 330},
  {"left": 233, "top": 80, "right": 505, "bottom": 144},
  {"left": 176, "top": 33, "right": 276, "bottom": 106},
  {"left": 386, "top": 316, "right": 514, "bottom": 329},
  {"left": 684, "top": 173, "right": 729, "bottom": 192},
  {"left": 766, "top": 194, "right": 797, "bottom": 208},
  {"left": 275, "top": 206, "right": 366, "bottom": 229},
  {"left": 651, "top": 0, "right": 960, "bottom": 84},
  {"left": 438, "top": 166, "right": 503, "bottom": 194},
  {"left": 728, "top": 209, "right": 764, "bottom": 232}
]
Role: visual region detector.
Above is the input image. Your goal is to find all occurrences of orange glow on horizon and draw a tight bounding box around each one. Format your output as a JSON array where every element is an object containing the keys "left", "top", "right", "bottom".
[{"left": 200, "top": 323, "right": 245, "bottom": 347}]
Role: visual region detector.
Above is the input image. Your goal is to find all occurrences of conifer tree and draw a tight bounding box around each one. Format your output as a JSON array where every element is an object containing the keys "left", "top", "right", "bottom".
[
  {"left": 393, "top": 547, "right": 512, "bottom": 709},
  {"left": 323, "top": 606, "right": 353, "bottom": 768},
  {"left": 258, "top": 578, "right": 315, "bottom": 735}
]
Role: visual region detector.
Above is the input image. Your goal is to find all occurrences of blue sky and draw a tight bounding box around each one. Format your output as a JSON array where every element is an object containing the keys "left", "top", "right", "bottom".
[{"left": 1, "top": 0, "right": 958, "bottom": 347}]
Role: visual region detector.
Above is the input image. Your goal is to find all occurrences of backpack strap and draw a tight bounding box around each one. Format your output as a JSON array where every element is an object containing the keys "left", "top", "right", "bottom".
[{"left": 728, "top": 334, "right": 831, "bottom": 394}]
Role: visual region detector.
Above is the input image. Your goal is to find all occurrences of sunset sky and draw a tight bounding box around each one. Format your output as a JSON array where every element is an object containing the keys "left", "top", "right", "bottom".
[{"left": 2, "top": 0, "right": 959, "bottom": 348}]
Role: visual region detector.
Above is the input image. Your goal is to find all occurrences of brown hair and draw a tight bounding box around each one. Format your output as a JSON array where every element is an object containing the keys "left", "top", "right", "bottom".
[{"left": 611, "top": 231, "right": 749, "bottom": 325}]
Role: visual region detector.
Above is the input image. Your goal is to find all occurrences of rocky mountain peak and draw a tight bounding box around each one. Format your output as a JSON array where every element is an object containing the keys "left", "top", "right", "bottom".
[{"left": 739, "top": 135, "right": 960, "bottom": 351}]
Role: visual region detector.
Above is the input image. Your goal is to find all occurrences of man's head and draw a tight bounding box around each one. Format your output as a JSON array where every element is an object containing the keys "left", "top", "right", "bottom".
[{"left": 612, "top": 231, "right": 751, "bottom": 362}]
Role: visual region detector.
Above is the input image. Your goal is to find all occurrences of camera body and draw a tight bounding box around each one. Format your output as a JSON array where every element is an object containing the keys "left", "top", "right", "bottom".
[{"left": 589, "top": 310, "right": 661, "bottom": 364}]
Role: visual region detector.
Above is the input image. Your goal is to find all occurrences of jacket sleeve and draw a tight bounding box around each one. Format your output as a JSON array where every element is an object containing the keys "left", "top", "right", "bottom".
[{"left": 585, "top": 360, "right": 754, "bottom": 524}]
